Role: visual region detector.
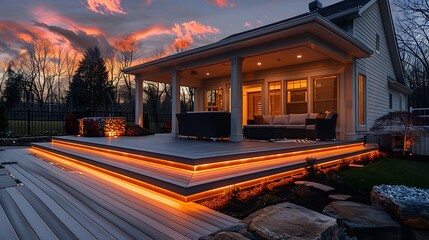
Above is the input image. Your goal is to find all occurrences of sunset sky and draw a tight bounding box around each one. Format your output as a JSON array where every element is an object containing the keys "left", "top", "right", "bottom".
[{"left": 1, "top": 0, "right": 346, "bottom": 61}]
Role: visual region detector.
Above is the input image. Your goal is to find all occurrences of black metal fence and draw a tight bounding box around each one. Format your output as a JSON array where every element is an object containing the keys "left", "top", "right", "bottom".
[{"left": 6, "top": 109, "right": 171, "bottom": 136}]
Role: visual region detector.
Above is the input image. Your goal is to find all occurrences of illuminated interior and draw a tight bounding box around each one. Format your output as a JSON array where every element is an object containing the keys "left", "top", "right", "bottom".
[{"left": 32, "top": 139, "right": 379, "bottom": 202}]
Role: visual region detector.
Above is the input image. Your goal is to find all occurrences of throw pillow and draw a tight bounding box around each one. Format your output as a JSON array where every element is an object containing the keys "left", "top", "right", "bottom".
[
  {"left": 273, "top": 115, "right": 290, "bottom": 125},
  {"left": 308, "top": 113, "right": 319, "bottom": 119},
  {"left": 316, "top": 113, "right": 326, "bottom": 119},
  {"left": 289, "top": 113, "right": 309, "bottom": 124},
  {"left": 325, "top": 111, "right": 336, "bottom": 119},
  {"left": 254, "top": 115, "right": 264, "bottom": 124},
  {"left": 263, "top": 115, "right": 274, "bottom": 125}
]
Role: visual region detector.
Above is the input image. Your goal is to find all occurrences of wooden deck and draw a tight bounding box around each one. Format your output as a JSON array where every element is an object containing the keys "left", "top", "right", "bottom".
[
  {"left": 31, "top": 134, "right": 378, "bottom": 201},
  {"left": 0, "top": 148, "right": 239, "bottom": 240}
]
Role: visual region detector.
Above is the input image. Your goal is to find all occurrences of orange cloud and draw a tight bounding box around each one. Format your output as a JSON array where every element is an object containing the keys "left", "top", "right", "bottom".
[
  {"left": 208, "top": 0, "right": 235, "bottom": 8},
  {"left": 130, "top": 26, "right": 171, "bottom": 41},
  {"left": 86, "top": 0, "right": 127, "bottom": 15},
  {"left": 171, "top": 21, "right": 220, "bottom": 43}
]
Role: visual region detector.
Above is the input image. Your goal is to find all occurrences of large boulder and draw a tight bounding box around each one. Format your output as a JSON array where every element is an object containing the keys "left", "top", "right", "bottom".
[
  {"left": 371, "top": 185, "right": 429, "bottom": 229},
  {"left": 323, "top": 201, "right": 401, "bottom": 240},
  {"left": 242, "top": 202, "right": 337, "bottom": 240}
]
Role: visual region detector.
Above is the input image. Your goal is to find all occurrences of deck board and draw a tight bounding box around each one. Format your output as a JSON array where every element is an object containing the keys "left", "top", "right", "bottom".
[
  {"left": 0, "top": 148, "right": 239, "bottom": 240},
  {"left": 0, "top": 188, "right": 39, "bottom": 239},
  {"left": 0, "top": 203, "right": 19, "bottom": 240},
  {"left": 6, "top": 187, "right": 58, "bottom": 240},
  {"left": 8, "top": 165, "right": 98, "bottom": 240}
]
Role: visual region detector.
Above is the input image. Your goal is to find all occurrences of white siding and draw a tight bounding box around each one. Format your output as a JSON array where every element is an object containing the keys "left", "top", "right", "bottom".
[{"left": 354, "top": 1, "right": 397, "bottom": 129}]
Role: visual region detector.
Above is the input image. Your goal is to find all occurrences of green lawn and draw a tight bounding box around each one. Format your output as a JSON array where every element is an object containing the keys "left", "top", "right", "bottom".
[
  {"left": 8, "top": 120, "right": 65, "bottom": 136},
  {"left": 338, "top": 158, "right": 429, "bottom": 191}
]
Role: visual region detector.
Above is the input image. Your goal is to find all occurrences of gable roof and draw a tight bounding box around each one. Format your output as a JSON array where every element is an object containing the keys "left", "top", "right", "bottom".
[{"left": 225, "top": 0, "right": 371, "bottom": 40}]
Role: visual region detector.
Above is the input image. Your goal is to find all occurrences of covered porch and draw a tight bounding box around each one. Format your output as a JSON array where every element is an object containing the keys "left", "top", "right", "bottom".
[{"left": 125, "top": 14, "right": 371, "bottom": 142}]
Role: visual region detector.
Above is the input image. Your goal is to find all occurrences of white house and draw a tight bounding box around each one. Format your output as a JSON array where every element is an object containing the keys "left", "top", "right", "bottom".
[{"left": 124, "top": 0, "right": 412, "bottom": 141}]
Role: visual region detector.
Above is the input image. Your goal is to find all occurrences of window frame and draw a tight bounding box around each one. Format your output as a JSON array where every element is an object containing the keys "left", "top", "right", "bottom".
[
  {"left": 356, "top": 73, "right": 367, "bottom": 130},
  {"left": 204, "top": 88, "right": 223, "bottom": 111},
  {"left": 284, "top": 79, "right": 308, "bottom": 114},
  {"left": 312, "top": 75, "right": 338, "bottom": 114}
]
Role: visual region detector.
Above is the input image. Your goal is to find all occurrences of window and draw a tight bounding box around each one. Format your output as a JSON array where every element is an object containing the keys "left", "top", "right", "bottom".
[
  {"left": 269, "top": 81, "right": 281, "bottom": 115},
  {"left": 285, "top": 79, "right": 307, "bottom": 113},
  {"left": 313, "top": 75, "right": 337, "bottom": 113},
  {"left": 389, "top": 93, "right": 393, "bottom": 109},
  {"left": 205, "top": 89, "right": 222, "bottom": 111},
  {"left": 375, "top": 34, "right": 380, "bottom": 53},
  {"left": 358, "top": 74, "right": 366, "bottom": 126}
]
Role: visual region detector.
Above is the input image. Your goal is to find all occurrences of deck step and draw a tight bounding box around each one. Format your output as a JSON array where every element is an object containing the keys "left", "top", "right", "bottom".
[{"left": 32, "top": 141, "right": 378, "bottom": 202}]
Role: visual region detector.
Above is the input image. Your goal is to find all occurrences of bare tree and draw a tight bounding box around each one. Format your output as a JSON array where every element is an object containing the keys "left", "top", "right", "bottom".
[
  {"left": 114, "top": 38, "right": 140, "bottom": 112},
  {"left": 63, "top": 49, "right": 80, "bottom": 109},
  {"left": 395, "top": 0, "right": 429, "bottom": 107},
  {"left": 0, "top": 60, "right": 9, "bottom": 99},
  {"left": 16, "top": 39, "right": 56, "bottom": 110},
  {"left": 180, "top": 86, "right": 194, "bottom": 112},
  {"left": 171, "top": 38, "right": 191, "bottom": 54}
]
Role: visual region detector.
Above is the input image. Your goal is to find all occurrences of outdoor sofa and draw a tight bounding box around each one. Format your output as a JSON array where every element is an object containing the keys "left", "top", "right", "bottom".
[
  {"left": 176, "top": 111, "right": 231, "bottom": 139},
  {"left": 243, "top": 112, "right": 337, "bottom": 140}
]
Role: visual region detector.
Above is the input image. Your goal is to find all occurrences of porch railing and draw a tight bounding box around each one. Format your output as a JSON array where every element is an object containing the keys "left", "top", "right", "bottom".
[{"left": 410, "top": 107, "right": 429, "bottom": 126}]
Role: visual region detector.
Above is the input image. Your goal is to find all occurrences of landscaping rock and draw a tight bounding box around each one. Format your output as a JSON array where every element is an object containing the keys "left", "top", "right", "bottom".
[
  {"left": 294, "top": 181, "right": 335, "bottom": 192},
  {"left": 212, "top": 232, "right": 249, "bottom": 240},
  {"left": 323, "top": 201, "right": 401, "bottom": 240},
  {"left": 242, "top": 202, "right": 337, "bottom": 240},
  {"left": 371, "top": 185, "right": 429, "bottom": 229},
  {"left": 328, "top": 194, "right": 352, "bottom": 201}
]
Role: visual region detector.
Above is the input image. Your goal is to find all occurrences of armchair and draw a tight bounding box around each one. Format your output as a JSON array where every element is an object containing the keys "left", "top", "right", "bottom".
[{"left": 305, "top": 113, "right": 338, "bottom": 140}]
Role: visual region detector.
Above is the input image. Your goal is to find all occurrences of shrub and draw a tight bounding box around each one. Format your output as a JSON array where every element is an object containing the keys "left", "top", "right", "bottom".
[
  {"left": 305, "top": 157, "right": 320, "bottom": 178},
  {"left": 125, "top": 125, "right": 153, "bottom": 136},
  {"left": 84, "top": 119, "right": 101, "bottom": 137},
  {"left": 290, "top": 184, "right": 312, "bottom": 204},
  {"left": 64, "top": 112, "right": 79, "bottom": 135},
  {"left": 0, "top": 104, "right": 8, "bottom": 133}
]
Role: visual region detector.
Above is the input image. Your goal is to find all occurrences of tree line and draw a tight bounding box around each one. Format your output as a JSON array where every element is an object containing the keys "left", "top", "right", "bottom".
[{"left": 0, "top": 38, "right": 194, "bottom": 114}]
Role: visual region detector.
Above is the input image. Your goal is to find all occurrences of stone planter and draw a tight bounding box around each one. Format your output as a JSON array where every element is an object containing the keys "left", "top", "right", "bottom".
[{"left": 79, "top": 117, "right": 126, "bottom": 137}]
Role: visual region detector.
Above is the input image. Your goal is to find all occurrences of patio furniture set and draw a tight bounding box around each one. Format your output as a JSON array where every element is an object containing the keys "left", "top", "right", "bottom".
[{"left": 176, "top": 111, "right": 338, "bottom": 141}]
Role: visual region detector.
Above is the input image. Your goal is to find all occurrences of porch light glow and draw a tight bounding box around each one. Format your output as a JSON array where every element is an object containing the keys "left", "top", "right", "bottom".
[
  {"left": 297, "top": 55, "right": 302, "bottom": 58},
  {"left": 206, "top": 72, "right": 210, "bottom": 76},
  {"left": 257, "top": 62, "right": 262, "bottom": 65}
]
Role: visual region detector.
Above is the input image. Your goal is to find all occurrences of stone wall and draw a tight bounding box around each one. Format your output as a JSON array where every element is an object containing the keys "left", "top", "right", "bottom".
[{"left": 79, "top": 117, "right": 126, "bottom": 137}]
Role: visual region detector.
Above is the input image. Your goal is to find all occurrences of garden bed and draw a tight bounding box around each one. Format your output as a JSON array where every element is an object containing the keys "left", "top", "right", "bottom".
[{"left": 200, "top": 157, "right": 429, "bottom": 220}]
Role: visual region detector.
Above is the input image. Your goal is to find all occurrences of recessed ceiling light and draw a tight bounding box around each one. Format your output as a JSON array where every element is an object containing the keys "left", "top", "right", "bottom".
[
  {"left": 297, "top": 55, "right": 302, "bottom": 59},
  {"left": 206, "top": 72, "right": 210, "bottom": 76},
  {"left": 257, "top": 62, "right": 262, "bottom": 66}
]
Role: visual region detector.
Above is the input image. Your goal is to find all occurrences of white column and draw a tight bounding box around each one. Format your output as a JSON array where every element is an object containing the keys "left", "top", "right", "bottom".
[
  {"left": 171, "top": 70, "right": 181, "bottom": 137},
  {"left": 135, "top": 77, "right": 144, "bottom": 127},
  {"left": 230, "top": 57, "right": 244, "bottom": 142}
]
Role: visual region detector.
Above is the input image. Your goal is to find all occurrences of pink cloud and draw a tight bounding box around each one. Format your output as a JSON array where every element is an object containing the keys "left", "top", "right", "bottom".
[
  {"left": 243, "top": 22, "right": 252, "bottom": 28},
  {"left": 86, "top": 0, "right": 127, "bottom": 15},
  {"left": 208, "top": 0, "right": 235, "bottom": 8},
  {"left": 171, "top": 21, "right": 220, "bottom": 44}
]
